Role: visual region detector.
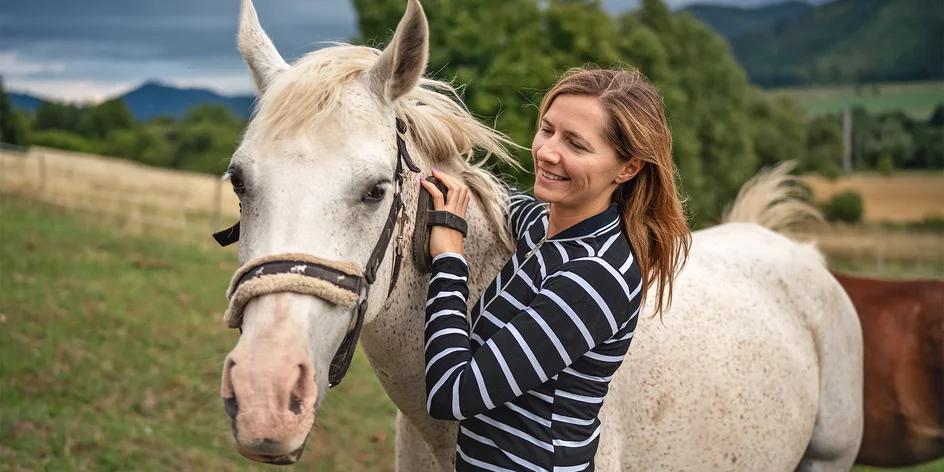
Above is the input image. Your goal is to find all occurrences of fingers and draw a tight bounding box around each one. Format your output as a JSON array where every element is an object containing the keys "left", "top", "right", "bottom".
[
  {"left": 420, "top": 178, "right": 445, "bottom": 210},
  {"left": 431, "top": 168, "right": 470, "bottom": 218}
]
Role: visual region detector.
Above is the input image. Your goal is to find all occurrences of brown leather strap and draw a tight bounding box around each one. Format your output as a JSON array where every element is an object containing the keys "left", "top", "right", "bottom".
[
  {"left": 426, "top": 211, "right": 468, "bottom": 237},
  {"left": 234, "top": 260, "right": 362, "bottom": 294}
]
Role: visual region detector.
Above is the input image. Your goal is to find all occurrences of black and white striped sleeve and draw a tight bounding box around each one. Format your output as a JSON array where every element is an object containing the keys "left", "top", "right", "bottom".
[
  {"left": 424, "top": 252, "right": 639, "bottom": 421},
  {"left": 503, "top": 184, "right": 545, "bottom": 242}
]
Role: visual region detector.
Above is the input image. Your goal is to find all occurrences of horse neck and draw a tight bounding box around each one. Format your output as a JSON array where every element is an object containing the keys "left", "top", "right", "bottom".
[{"left": 359, "top": 157, "right": 513, "bottom": 419}]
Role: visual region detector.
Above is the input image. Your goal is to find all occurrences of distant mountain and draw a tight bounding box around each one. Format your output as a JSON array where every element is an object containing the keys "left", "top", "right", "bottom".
[
  {"left": 120, "top": 82, "right": 255, "bottom": 121},
  {"left": 8, "top": 82, "right": 256, "bottom": 121},
  {"left": 731, "top": 0, "right": 944, "bottom": 87},
  {"left": 682, "top": 1, "right": 813, "bottom": 40},
  {"left": 10, "top": 93, "right": 42, "bottom": 113}
]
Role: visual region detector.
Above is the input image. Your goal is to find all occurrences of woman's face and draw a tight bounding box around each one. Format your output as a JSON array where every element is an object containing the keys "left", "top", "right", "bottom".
[{"left": 531, "top": 94, "right": 640, "bottom": 212}]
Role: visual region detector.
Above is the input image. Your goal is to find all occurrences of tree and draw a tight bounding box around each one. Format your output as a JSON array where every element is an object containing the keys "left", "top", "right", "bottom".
[
  {"left": 746, "top": 89, "right": 806, "bottom": 169},
  {"left": 32, "top": 101, "right": 84, "bottom": 134},
  {"left": 351, "top": 0, "right": 780, "bottom": 227},
  {"left": 0, "top": 78, "right": 30, "bottom": 146},
  {"left": 804, "top": 116, "right": 843, "bottom": 177},
  {"left": 76, "top": 98, "right": 134, "bottom": 140},
  {"left": 929, "top": 104, "right": 944, "bottom": 127},
  {"left": 173, "top": 121, "right": 241, "bottom": 175}
]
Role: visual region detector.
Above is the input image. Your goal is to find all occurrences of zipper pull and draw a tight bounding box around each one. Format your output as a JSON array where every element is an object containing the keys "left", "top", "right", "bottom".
[{"left": 524, "top": 237, "right": 546, "bottom": 260}]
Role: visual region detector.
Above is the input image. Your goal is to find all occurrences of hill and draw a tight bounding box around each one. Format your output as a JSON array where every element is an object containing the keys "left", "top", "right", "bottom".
[
  {"left": 732, "top": 0, "right": 944, "bottom": 87},
  {"left": 682, "top": 1, "right": 812, "bottom": 40},
  {"left": 9, "top": 82, "right": 256, "bottom": 121},
  {"left": 10, "top": 93, "right": 42, "bottom": 113},
  {"left": 121, "top": 82, "right": 255, "bottom": 121}
]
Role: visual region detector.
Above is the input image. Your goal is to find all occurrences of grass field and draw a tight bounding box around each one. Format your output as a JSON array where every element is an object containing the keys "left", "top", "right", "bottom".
[
  {"left": 773, "top": 80, "right": 944, "bottom": 119},
  {"left": 0, "top": 196, "right": 396, "bottom": 472},
  {"left": 1, "top": 195, "right": 941, "bottom": 471}
]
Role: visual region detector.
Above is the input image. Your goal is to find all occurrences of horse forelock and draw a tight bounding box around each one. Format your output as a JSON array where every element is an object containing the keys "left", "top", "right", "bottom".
[{"left": 249, "top": 42, "right": 520, "bottom": 251}]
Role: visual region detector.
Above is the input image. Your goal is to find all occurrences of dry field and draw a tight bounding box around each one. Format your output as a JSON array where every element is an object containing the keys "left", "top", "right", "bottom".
[
  {"left": 0, "top": 147, "right": 240, "bottom": 244},
  {"left": 802, "top": 173, "right": 944, "bottom": 223},
  {"left": 1, "top": 148, "right": 940, "bottom": 274},
  {"left": 793, "top": 224, "right": 944, "bottom": 279}
]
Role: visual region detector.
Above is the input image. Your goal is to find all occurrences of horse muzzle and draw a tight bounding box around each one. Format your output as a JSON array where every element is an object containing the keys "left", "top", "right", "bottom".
[{"left": 236, "top": 434, "right": 310, "bottom": 465}]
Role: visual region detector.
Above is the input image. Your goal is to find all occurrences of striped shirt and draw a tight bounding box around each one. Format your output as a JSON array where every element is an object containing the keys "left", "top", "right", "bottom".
[{"left": 424, "top": 186, "right": 643, "bottom": 472}]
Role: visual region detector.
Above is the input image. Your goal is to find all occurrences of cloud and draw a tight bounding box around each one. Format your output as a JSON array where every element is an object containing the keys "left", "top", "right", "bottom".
[
  {"left": 3, "top": 79, "right": 142, "bottom": 103},
  {"left": 1, "top": 0, "right": 826, "bottom": 102},
  {"left": 1, "top": 0, "right": 358, "bottom": 101},
  {"left": 0, "top": 53, "right": 67, "bottom": 75}
]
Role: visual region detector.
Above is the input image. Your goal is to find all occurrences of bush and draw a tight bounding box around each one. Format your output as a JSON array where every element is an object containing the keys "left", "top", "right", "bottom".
[
  {"left": 824, "top": 190, "right": 863, "bottom": 223},
  {"left": 876, "top": 154, "right": 895, "bottom": 176},
  {"left": 819, "top": 162, "right": 843, "bottom": 180},
  {"left": 29, "top": 130, "right": 96, "bottom": 154},
  {"left": 908, "top": 215, "right": 944, "bottom": 233}
]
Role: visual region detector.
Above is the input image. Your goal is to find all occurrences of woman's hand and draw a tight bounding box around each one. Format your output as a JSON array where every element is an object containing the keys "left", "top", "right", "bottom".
[{"left": 419, "top": 168, "right": 471, "bottom": 259}]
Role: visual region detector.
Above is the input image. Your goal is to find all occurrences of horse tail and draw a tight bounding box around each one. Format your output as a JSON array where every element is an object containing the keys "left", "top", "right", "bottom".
[{"left": 721, "top": 160, "right": 825, "bottom": 233}]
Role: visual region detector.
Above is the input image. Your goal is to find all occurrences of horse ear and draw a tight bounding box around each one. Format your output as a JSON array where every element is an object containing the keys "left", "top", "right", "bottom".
[
  {"left": 238, "top": 0, "right": 289, "bottom": 92},
  {"left": 367, "top": 0, "right": 429, "bottom": 103}
]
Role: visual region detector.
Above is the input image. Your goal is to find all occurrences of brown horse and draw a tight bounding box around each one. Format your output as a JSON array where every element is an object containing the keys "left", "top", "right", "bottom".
[{"left": 832, "top": 271, "right": 944, "bottom": 467}]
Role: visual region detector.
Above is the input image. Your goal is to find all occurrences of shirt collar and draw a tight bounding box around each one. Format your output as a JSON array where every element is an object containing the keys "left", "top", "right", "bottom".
[{"left": 546, "top": 203, "right": 621, "bottom": 241}]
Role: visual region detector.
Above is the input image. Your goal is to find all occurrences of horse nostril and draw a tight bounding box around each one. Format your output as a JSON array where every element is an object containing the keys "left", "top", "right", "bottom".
[
  {"left": 223, "top": 395, "right": 240, "bottom": 440},
  {"left": 288, "top": 363, "right": 314, "bottom": 415},
  {"left": 224, "top": 395, "right": 240, "bottom": 418},
  {"left": 222, "top": 356, "right": 239, "bottom": 423}
]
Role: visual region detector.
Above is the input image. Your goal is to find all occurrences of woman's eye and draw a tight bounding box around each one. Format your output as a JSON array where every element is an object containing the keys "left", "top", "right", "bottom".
[
  {"left": 540, "top": 127, "right": 552, "bottom": 135},
  {"left": 569, "top": 141, "right": 585, "bottom": 151},
  {"left": 363, "top": 184, "right": 386, "bottom": 203}
]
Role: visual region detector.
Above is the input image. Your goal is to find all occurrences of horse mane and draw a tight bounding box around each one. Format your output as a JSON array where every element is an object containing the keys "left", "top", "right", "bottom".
[
  {"left": 250, "top": 44, "right": 522, "bottom": 252},
  {"left": 721, "top": 160, "right": 827, "bottom": 263}
]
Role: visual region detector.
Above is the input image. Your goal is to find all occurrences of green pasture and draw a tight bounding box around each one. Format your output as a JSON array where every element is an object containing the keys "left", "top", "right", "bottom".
[
  {"left": 1, "top": 196, "right": 942, "bottom": 471},
  {"left": 773, "top": 80, "right": 944, "bottom": 120}
]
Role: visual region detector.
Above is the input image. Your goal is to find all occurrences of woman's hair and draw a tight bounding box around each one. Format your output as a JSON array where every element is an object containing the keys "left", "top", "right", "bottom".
[{"left": 537, "top": 66, "right": 692, "bottom": 319}]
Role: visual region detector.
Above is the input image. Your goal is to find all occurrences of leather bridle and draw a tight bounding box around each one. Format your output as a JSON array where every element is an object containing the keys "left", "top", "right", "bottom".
[{"left": 212, "top": 117, "right": 421, "bottom": 388}]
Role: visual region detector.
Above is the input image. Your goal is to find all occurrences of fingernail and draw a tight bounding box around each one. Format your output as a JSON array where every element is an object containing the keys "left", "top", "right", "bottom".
[
  {"left": 432, "top": 167, "right": 439, "bottom": 172},
  {"left": 420, "top": 177, "right": 427, "bottom": 182}
]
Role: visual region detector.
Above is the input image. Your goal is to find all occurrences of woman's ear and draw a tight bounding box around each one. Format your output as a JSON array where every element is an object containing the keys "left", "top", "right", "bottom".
[{"left": 615, "top": 158, "right": 645, "bottom": 184}]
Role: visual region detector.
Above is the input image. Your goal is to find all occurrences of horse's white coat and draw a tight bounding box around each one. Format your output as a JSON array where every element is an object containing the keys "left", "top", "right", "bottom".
[{"left": 222, "top": 0, "right": 864, "bottom": 469}]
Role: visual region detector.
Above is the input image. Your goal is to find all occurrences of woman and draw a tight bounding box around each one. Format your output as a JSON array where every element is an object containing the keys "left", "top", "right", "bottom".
[{"left": 419, "top": 66, "right": 692, "bottom": 471}]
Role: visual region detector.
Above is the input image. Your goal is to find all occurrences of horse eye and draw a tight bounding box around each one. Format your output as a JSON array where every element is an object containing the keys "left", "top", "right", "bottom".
[
  {"left": 363, "top": 184, "right": 386, "bottom": 203},
  {"left": 229, "top": 169, "right": 246, "bottom": 196},
  {"left": 230, "top": 175, "right": 246, "bottom": 195}
]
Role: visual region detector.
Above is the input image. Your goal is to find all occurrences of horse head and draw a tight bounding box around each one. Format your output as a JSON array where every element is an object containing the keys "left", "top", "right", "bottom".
[{"left": 218, "top": 0, "right": 430, "bottom": 464}]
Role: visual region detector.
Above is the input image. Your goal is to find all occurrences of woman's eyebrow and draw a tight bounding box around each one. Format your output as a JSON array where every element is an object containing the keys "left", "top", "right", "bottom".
[
  {"left": 566, "top": 130, "right": 595, "bottom": 151},
  {"left": 542, "top": 117, "right": 596, "bottom": 151}
]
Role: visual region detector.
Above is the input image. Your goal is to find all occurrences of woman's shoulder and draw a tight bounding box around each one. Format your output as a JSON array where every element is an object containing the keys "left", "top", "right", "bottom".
[{"left": 549, "top": 245, "right": 641, "bottom": 296}]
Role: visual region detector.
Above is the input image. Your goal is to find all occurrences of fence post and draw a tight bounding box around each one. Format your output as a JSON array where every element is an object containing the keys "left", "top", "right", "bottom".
[
  {"left": 38, "top": 152, "right": 47, "bottom": 191},
  {"left": 213, "top": 178, "right": 222, "bottom": 230}
]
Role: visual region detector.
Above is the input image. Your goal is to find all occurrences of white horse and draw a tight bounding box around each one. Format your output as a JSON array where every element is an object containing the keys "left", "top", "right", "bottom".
[{"left": 216, "top": 0, "right": 864, "bottom": 470}]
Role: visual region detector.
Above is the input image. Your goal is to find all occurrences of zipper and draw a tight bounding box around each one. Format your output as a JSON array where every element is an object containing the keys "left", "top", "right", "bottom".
[{"left": 479, "top": 236, "right": 546, "bottom": 315}]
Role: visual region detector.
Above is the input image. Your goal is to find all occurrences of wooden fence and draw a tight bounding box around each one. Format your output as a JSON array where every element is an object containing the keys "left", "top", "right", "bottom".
[{"left": 0, "top": 146, "right": 240, "bottom": 240}]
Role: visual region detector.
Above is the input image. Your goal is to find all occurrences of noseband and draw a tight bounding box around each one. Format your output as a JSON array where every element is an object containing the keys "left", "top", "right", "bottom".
[{"left": 212, "top": 117, "right": 421, "bottom": 388}]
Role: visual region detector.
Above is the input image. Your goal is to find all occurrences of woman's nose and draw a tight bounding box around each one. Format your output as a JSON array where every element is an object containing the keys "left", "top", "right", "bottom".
[{"left": 535, "top": 139, "right": 562, "bottom": 165}]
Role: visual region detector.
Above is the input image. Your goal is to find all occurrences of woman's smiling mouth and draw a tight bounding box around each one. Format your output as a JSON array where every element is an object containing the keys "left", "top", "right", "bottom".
[{"left": 540, "top": 169, "right": 569, "bottom": 182}]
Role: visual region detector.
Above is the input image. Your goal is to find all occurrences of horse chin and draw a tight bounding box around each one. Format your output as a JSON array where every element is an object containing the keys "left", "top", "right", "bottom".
[{"left": 236, "top": 433, "right": 309, "bottom": 465}]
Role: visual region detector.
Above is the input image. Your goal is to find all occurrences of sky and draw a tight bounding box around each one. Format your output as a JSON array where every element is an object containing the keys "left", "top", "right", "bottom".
[{"left": 0, "top": 0, "right": 824, "bottom": 103}]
